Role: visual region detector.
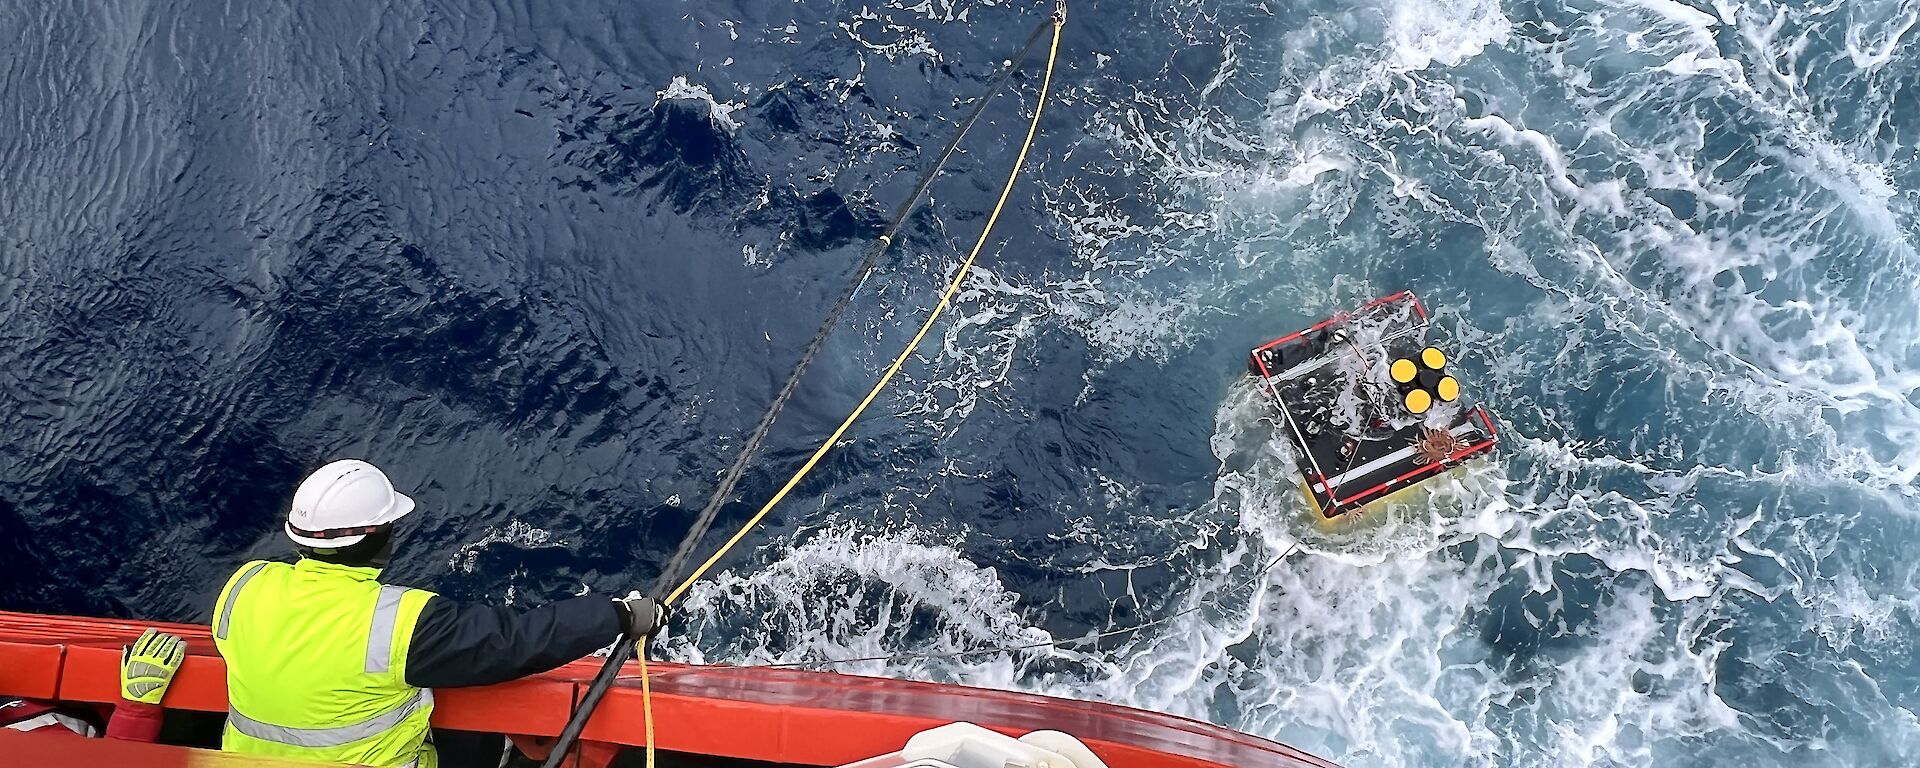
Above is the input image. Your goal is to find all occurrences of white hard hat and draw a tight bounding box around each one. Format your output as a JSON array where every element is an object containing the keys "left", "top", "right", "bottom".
[{"left": 285, "top": 459, "right": 417, "bottom": 548}]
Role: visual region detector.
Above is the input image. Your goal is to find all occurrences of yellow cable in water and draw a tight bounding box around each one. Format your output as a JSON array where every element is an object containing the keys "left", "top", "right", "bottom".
[
  {"left": 639, "top": 15, "right": 1064, "bottom": 768},
  {"left": 668, "top": 20, "right": 1063, "bottom": 609}
]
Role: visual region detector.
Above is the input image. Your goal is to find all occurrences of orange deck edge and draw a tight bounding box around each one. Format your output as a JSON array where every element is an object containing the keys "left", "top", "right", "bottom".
[{"left": 0, "top": 611, "right": 1339, "bottom": 768}]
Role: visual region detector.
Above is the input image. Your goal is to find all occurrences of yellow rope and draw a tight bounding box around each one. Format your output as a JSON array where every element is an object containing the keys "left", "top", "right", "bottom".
[
  {"left": 638, "top": 638, "right": 653, "bottom": 767},
  {"left": 666, "top": 22, "right": 1064, "bottom": 609},
  {"left": 639, "top": 15, "right": 1064, "bottom": 768}
]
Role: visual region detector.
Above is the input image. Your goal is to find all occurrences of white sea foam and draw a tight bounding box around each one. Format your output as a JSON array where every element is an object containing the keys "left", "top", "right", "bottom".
[
  {"left": 674, "top": 2, "right": 1920, "bottom": 766},
  {"left": 664, "top": 523, "right": 1054, "bottom": 683},
  {"left": 447, "top": 520, "right": 560, "bottom": 573},
  {"left": 1383, "top": 0, "right": 1511, "bottom": 72},
  {"left": 843, "top": 7, "right": 942, "bottom": 63},
  {"left": 656, "top": 75, "right": 745, "bottom": 131},
  {"left": 1844, "top": 8, "right": 1918, "bottom": 70},
  {"left": 1043, "top": 0, "right": 1918, "bottom": 761}
]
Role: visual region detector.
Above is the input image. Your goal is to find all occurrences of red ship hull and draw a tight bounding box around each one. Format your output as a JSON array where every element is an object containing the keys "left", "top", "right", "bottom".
[{"left": 0, "top": 611, "right": 1338, "bottom": 767}]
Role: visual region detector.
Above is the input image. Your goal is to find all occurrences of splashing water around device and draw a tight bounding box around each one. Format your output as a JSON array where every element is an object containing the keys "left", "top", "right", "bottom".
[{"left": 669, "top": 0, "right": 1920, "bottom": 765}]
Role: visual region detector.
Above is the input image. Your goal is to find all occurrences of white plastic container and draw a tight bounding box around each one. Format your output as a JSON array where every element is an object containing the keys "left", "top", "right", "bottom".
[{"left": 835, "top": 722, "right": 1112, "bottom": 768}]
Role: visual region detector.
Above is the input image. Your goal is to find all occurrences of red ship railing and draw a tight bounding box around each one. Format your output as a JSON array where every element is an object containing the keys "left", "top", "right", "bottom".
[{"left": 0, "top": 610, "right": 1339, "bottom": 768}]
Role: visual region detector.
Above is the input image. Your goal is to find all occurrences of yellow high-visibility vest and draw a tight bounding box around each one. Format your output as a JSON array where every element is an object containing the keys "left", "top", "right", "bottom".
[{"left": 212, "top": 559, "right": 438, "bottom": 768}]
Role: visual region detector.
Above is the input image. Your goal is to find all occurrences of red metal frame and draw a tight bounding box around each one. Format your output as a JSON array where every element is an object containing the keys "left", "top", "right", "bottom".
[
  {"left": 1250, "top": 292, "right": 1493, "bottom": 517},
  {"left": 1251, "top": 291, "right": 1427, "bottom": 355},
  {"left": 0, "top": 611, "right": 1340, "bottom": 768}
]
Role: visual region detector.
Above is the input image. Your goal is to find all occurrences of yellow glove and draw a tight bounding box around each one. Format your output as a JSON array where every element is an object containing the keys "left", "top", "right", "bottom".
[{"left": 120, "top": 628, "right": 186, "bottom": 705}]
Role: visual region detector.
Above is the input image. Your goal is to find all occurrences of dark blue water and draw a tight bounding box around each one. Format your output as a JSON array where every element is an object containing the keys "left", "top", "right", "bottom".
[{"left": 5, "top": 1, "right": 1918, "bottom": 766}]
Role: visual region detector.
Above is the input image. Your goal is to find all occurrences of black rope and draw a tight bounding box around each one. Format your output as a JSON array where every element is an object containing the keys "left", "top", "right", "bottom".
[
  {"left": 648, "top": 17, "right": 1058, "bottom": 601},
  {"left": 540, "top": 16, "right": 1062, "bottom": 768},
  {"left": 546, "top": 637, "right": 635, "bottom": 768}
]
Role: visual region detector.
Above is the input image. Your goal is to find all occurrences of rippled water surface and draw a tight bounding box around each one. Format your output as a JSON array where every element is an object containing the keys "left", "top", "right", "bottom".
[{"left": 4, "top": 1, "right": 1918, "bottom": 766}]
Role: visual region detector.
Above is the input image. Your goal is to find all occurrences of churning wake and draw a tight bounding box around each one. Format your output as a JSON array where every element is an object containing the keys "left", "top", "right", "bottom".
[
  {"left": 3, "top": 0, "right": 1914, "bottom": 765},
  {"left": 665, "top": 0, "right": 1920, "bottom": 766}
]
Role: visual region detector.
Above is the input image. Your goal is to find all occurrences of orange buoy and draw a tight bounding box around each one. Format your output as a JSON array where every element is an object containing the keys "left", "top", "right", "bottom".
[{"left": 1404, "top": 388, "right": 1432, "bottom": 414}]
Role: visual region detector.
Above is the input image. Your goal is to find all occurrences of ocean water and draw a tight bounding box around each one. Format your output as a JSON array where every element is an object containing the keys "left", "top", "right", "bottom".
[{"left": 3, "top": 1, "right": 1917, "bottom": 767}]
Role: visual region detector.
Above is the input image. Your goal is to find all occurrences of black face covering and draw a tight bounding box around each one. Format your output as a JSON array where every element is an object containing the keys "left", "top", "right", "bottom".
[{"left": 300, "top": 526, "right": 395, "bottom": 569}]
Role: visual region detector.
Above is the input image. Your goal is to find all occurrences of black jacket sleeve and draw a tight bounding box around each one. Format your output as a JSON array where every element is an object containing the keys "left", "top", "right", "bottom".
[{"left": 404, "top": 594, "right": 623, "bottom": 689}]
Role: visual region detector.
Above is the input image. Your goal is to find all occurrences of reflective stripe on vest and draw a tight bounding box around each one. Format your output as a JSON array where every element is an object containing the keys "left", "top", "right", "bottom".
[
  {"left": 227, "top": 688, "right": 434, "bottom": 749},
  {"left": 366, "top": 585, "right": 406, "bottom": 673},
  {"left": 214, "top": 561, "right": 269, "bottom": 640}
]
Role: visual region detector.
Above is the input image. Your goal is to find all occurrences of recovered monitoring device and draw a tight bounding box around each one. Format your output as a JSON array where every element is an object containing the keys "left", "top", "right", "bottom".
[{"left": 1248, "top": 292, "right": 1497, "bottom": 519}]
